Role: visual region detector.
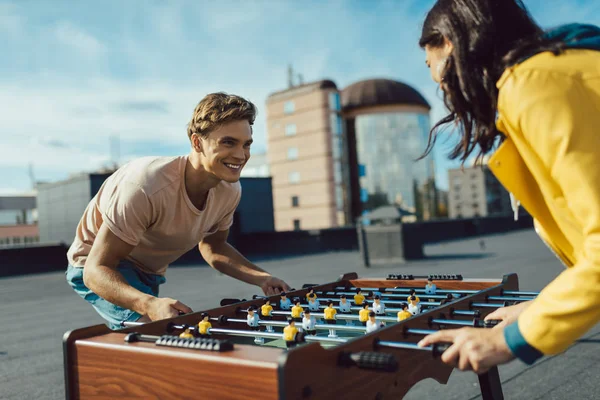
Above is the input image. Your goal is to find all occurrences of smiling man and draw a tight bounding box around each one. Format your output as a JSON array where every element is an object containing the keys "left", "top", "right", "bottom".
[{"left": 65, "top": 92, "right": 291, "bottom": 329}]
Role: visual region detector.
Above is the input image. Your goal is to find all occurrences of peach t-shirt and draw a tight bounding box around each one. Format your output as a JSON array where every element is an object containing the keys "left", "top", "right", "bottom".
[{"left": 67, "top": 155, "right": 241, "bottom": 275}]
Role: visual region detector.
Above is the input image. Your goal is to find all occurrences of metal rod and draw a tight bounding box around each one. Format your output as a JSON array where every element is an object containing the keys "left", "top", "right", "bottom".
[
  {"left": 227, "top": 318, "right": 368, "bottom": 333},
  {"left": 299, "top": 303, "right": 442, "bottom": 313},
  {"left": 319, "top": 292, "right": 455, "bottom": 301},
  {"left": 375, "top": 340, "right": 450, "bottom": 358},
  {"left": 241, "top": 309, "right": 400, "bottom": 324},
  {"left": 487, "top": 296, "right": 535, "bottom": 302},
  {"left": 502, "top": 290, "right": 538, "bottom": 296},
  {"left": 471, "top": 302, "right": 507, "bottom": 308},
  {"left": 405, "top": 328, "right": 437, "bottom": 336},
  {"left": 451, "top": 309, "right": 479, "bottom": 317},
  {"left": 430, "top": 318, "right": 476, "bottom": 327},
  {"left": 333, "top": 287, "right": 479, "bottom": 295}
]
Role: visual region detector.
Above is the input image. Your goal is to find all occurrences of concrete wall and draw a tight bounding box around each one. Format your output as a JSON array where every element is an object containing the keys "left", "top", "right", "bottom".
[
  {"left": 0, "top": 215, "right": 534, "bottom": 277},
  {"left": 37, "top": 175, "right": 93, "bottom": 245}
]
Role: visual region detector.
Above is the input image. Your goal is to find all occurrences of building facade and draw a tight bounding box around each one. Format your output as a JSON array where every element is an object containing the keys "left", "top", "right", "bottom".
[
  {"left": 266, "top": 80, "right": 350, "bottom": 231},
  {"left": 447, "top": 165, "right": 512, "bottom": 219},
  {"left": 0, "top": 194, "right": 39, "bottom": 247},
  {"left": 266, "top": 78, "right": 436, "bottom": 231},
  {"left": 342, "top": 79, "right": 436, "bottom": 222},
  {"left": 240, "top": 152, "right": 270, "bottom": 178}
]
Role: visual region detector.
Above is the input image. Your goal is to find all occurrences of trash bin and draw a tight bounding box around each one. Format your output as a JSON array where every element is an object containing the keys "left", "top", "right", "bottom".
[{"left": 357, "top": 223, "right": 406, "bottom": 267}]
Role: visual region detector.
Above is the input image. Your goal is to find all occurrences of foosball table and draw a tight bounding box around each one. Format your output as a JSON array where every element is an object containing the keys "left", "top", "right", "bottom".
[{"left": 63, "top": 272, "right": 536, "bottom": 400}]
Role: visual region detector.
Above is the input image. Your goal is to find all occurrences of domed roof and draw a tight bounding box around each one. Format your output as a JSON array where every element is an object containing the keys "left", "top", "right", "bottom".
[{"left": 341, "top": 78, "right": 430, "bottom": 111}]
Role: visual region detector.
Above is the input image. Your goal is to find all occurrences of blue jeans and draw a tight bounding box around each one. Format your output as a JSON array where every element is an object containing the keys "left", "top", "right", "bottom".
[{"left": 65, "top": 261, "right": 166, "bottom": 330}]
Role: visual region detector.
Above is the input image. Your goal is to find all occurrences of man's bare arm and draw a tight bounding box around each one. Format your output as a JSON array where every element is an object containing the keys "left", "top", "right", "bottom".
[
  {"left": 83, "top": 224, "right": 192, "bottom": 319},
  {"left": 83, "top": 224, "right": 154, "bottom": 315},
  {"left": 199, "top": 229, "right": 291, "bottom": 295}
]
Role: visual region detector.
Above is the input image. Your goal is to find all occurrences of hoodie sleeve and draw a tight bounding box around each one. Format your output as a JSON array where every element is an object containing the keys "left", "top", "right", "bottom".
[{"left": 498, "top": 58, "right": 600, "bottom": 361}]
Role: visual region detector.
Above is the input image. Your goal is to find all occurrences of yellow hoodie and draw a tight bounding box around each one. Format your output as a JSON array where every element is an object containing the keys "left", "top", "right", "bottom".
[{"left": 489, "top": 47, "right": 600, "bottom": 361}]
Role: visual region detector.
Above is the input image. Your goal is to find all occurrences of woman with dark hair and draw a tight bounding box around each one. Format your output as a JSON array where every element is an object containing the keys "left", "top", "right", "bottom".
[{"left": 416, "top": 0, "right": 600, "bottom": 373}]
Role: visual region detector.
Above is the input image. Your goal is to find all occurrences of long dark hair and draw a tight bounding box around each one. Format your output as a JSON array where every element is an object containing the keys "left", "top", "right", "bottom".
[{"left": 419, "top": 0, "right": 565, "bottom": 164}]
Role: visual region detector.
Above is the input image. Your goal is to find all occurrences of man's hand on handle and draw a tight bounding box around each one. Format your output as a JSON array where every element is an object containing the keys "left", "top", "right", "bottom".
[
  {"left": 145, "top": 297, "right": 193, "bottom": 321},
  {"left": 259, "top": 276, "right": 292, "bottom": 296}
]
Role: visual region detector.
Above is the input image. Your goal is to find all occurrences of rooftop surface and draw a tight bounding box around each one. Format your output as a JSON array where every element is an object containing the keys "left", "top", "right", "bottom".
[{"left": 1, "top": 229, "right": 598, "bottom": 399}]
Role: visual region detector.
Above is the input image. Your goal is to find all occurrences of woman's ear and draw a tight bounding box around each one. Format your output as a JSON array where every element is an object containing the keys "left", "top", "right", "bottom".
[{"left": 443, "top": 37, "right": 454, "bottom": 57}]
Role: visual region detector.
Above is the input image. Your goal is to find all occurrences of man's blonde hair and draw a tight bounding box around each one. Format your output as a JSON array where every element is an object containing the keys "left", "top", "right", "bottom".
[{"left": 187, "top": 92, "right": 257, "bottom": 140}]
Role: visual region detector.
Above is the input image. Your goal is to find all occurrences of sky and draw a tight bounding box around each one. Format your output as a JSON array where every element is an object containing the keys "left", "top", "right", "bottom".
[{"left": 1, "top": 0, "right": 599, "bottom": 194}]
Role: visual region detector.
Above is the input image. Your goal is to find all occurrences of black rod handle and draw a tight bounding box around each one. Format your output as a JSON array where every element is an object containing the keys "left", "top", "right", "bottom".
[{"left": 338, "top": 351, "right": 398, "bottom": 372}]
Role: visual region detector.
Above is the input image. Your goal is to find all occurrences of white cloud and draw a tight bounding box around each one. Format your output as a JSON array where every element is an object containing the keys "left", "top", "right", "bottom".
[
  {"left": 0, "top": 0, "right": 598, "bottom": 194},
  {"left": 53, "top": 21, "right": 106, "bottom": 59}
]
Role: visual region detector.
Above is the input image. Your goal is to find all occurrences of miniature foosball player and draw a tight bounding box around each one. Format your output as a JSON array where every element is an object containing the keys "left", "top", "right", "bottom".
[
  {"left": 365, "top": 311, "right": 384, "bottom": 334},
  {"left": 291, "top": 298, "right": 303, "bottom": 322},
  {"left": 283, "top": 318, "right": 299, "bottom": 349},
  {"left": 358, "top": 302, "right": 370, "bottom": 326},
  {"left": 353, "top": 288, "right": 365, "bottom": 306},
  {"left": 338, "top": 294, "right": 353, "bottom": 325},
  {"left": 425, "top": 278, "right": 437, "bottom": 295},
  {"left": 246, "top": 306, "right": 260, "bottom": 330},
  {"left": 338, "top": 294, "right": 351, "bottom": 313},
  {"left": 179, "top": 326, "right": 194, "bottom": 339},
  {"left": 301, "top": 309, "right": 317, "bottom": 335},
  {"left": 397, "top": 303, "right": 412, "bottom": 321},
  {"left": 305, "top": 288, "right": 317, "bottom": 301},
  {"left": 407, "top": 289, "right": 421, "bottom": 303},
  {"left": 197, "top": 313, "right": 212, "bottom": 337},
  {"left": 307, "top": 293, "right": 320, "bottom": 312},
  {"left": 372, "top": 295, "right": 386, "bottom": 315},
  {"left": 408, "top": 295, "right": 421, "bottom": 315},
  {"left": 323, "top": 301, "right": 337, "bottom": 324},
  {"left": 261, "top": 299, "right": 273, "bottom": 319},
  {"left": 279, "top": 292, "right": 292, "bottom": 310}
]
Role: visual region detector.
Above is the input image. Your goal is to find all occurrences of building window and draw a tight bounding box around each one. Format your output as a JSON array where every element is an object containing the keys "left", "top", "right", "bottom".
[
  {"left": 287, "top": 147, "right": 298, "bottom": 160},
  {"left": 285, "top": 123, "right": 297, "bottom": 136},
  {"left": 293, "top": 219, "right": 301, "bottom": 231},
  {"left": 329, "top": 92, "right": 341, "bottom": 111},
  {"left": 288, "top": 171, "right": 300, "bottom": 184},
  {"left": 334, "top": 161, "right": 342, "bottom": 184},
  {"left": 291, "top": 196, "right": 299, "bottom": 207},
  {"left": 284, "top": 101, "right": 295, "bottom": 114},
  {"left": 330, "top": 113, "right": 342, "bottom": 135}
]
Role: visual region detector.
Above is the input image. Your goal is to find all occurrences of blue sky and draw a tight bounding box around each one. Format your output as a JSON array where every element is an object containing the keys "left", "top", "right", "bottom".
[{"left": 1, "top": 0, "right": 599, "bottom": 194}]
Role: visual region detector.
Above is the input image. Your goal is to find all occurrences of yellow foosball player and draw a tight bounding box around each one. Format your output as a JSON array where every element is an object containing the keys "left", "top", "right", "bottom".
[
  {"left": 179, "top": 326, "right": 194, "bottom": 339},
  {"left": 261, "top": 299, "right": 273, "bottom": 319},
  {"left": 397, "top": 303, "right": 412, "bottom": 321},
  {"left": 290, "top": 298, "right": 303, "bottom": 322},
  {"left": 354, "top": 288, "right": 365, "bottom": 306},
  {"left": 358, "top": 302, "right": 370, "bottom": 326},
  {"left": 283, "top": 318, "right": 299, "bottom": 349},
  {"left": 324, "top": 301, "right": 337, "bottom": 324},
  {"left": 197, "top": 313, "right": 212, "bottom": 337},
  {"left": 407, "top": 289, "right": 421, "bottom": 304}
]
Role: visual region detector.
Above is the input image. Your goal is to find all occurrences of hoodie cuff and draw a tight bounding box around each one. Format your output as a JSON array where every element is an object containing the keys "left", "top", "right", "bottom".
[{"left": 504, "top": 321, "right": 544, "bottom": 365}]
